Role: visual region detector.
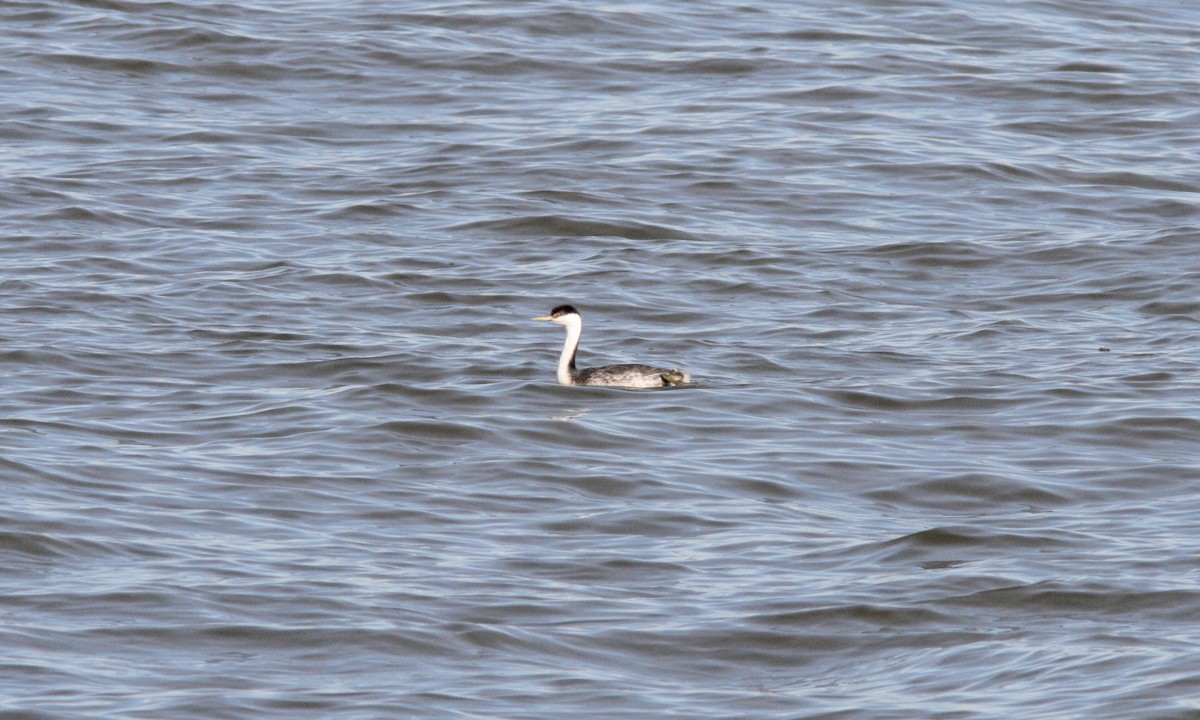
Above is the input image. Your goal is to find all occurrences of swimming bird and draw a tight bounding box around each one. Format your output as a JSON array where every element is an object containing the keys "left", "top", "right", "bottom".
[{"left": 533, "top": 304, "right": 691, "bottom": 388}]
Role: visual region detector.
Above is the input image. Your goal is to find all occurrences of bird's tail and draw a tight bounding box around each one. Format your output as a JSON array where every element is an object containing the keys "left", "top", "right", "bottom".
[{"left": 660, "top": 370, "right": 690, "bottom": 386}]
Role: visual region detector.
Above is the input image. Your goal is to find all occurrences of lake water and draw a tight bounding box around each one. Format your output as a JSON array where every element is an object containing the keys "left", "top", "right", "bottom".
[{"left": 3, "top": 1, "right": 1200, "bottom": 718}]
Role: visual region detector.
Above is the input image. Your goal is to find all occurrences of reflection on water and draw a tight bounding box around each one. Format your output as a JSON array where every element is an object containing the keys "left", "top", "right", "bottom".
[{"left": 552, "top": 408, "right": 591, "bottom": 422}]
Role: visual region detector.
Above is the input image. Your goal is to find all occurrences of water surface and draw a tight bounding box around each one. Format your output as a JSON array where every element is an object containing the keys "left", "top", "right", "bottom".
[{"left": 3, "top": 1, "right": 1200, "bottom": 718}]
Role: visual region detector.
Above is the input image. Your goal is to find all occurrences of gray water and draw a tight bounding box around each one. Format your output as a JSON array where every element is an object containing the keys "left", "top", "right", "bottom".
[{"left": 4, "top": 1, "right": 1200, "bottom": 718}]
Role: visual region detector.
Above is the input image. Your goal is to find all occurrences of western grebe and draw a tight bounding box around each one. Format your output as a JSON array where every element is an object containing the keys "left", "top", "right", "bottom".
[{"left": 533, "top": 304, "right": 691, "bottom": 388}]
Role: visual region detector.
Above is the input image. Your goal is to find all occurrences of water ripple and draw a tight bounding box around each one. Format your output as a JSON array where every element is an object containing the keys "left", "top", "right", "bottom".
[{"left": 3, "top": 0, "right": 1200, "bottom": 718}]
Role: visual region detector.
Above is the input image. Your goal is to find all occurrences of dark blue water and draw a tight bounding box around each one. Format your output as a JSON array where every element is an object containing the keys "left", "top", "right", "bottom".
[{"left": 3, "top": 1, "right": 1200, "bottom": 718}]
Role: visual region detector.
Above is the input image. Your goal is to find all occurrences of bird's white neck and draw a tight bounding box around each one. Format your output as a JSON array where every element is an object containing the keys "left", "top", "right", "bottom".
[{"left": 556, "top": 314, "right": 582, "bottom": 385}]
